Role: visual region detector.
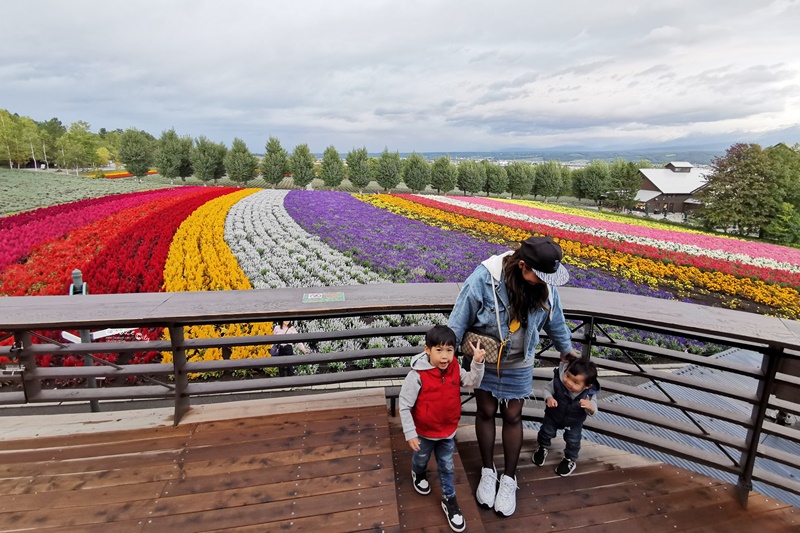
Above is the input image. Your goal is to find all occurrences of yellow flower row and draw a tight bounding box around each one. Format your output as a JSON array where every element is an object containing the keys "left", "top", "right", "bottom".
[
  {"left": 161, "top": 189, "right": 275, "bottom": 367},
  {"left": 357, "top": 194, "right": 800, "bottom": 317}
]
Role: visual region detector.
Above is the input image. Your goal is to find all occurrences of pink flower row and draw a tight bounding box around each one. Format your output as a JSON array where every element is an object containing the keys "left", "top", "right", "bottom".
[{"left": 0, "top": 188, "right": 204, "bottom": 272}]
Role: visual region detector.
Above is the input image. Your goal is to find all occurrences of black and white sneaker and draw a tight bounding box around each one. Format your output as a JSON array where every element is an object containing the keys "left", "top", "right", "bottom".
[
  {"left": 555, "top": 457, "right": 576, "bottom": 476},
  {"left": 411, "top": 470, "right": 431, "bottom": 495},
  {"left": 532, "top": 446, "right": 548, "bottom": 466},
  {"left": 441, "top": 495, "right": 466, "bottom": 532}
]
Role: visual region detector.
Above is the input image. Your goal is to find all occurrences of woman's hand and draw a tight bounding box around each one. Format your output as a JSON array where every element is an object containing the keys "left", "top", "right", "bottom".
[
  {"left": 468, "top": 338, "right": 486, "bottom": 363},
  {"left": 560, "top": 350, "right": 580, "bottom": 363}
]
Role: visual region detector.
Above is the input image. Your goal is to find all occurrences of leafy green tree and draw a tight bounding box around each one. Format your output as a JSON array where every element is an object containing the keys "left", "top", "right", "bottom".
[
  {"left": 0, "top": 110, "right": 27, "bottom": 168},
  {"left": 96, "top": 146, "right": 112, "bottom": 168},
  {"left": 402, "top": 152, "right": 431, "bottom": 192},
  {"left": 224, "top": 138, "right": 258, "bottom": 185},
  {"left": 376, "top": 148, "right": 402, "bottom": 191},
  {"left": 571, "top": 167, "right": 587, "bottom": 200},
  {"left": 535, "top": 160, "right": 562, "bottom": 200},
  {"left": 192, "top": 136, "right": 227, "bottom": 185},
  {"left": 17, "top": 116, "right": 42, "bottom": 169},
  {"left": 260, "top": 137, "right": 289, "bottom": 188},
  {"left": 582, "top": 160, "right": 611, "bottom": 204},
  {"left": 156, "top": 129, "right": 194, "bottom": 184},
  {"left": 37, "top": 117, "right": 66, "bottom": 170},
  {"left": 289, "top": 144, "right": 316, "bottom": 188},
  {"left": 765, "top": 143, "right": 800, "bottom": 209},
  {"left": 697, "top": 143, "right": 782, "bottom": 237},
  {"left": 506, "top": 161, "right": 534, "bottom": 198},
  {"left": 557, "top": 165, "right": 572, "bottom": 201},
  {"left": 764, "top": 202, "right": 800, "bottom": 243},
  {"left": 606, "top": 158, "right": 642, "bottom": 210},
  {"left": 119, "top": 128, "right": 155, "bottom": 182},
  {"left": 320, "top": 145, "right": 345, "bottom": 188},
  {"left": 483, "top": 161, "right": 508, "bottom": 197},
  {"left": 457, "top": 160, "right": 485, "bottom": 195},
  {"left": 430, "top": 155, "right": 457, "bottom": 194},
  {"left": 345, "top": 147, "right": 372, "bottom": 192}
]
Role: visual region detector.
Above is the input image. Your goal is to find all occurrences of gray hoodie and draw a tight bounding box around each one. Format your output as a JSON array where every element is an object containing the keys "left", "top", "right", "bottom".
[{"left": 399, "top": 352, "right": 485, "bottom": 441}]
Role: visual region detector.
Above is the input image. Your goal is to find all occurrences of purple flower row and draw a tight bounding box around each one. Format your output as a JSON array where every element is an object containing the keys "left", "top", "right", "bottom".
[{"left": 285, "top": 191, "right": 506, "bottom": 283}]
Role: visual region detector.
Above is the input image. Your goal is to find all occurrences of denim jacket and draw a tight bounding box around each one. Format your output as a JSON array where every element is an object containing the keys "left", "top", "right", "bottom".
[{"left": 447, "top": 251, "right": 573, "bottom": 364}]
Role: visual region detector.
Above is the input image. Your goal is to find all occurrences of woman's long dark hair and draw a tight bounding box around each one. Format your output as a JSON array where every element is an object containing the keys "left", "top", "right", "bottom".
[{"left": 502, "top": 249, "right": 550, "bottom": 324}]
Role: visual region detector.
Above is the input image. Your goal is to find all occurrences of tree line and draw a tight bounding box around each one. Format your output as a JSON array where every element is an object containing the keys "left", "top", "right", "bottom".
[
  {"left": 2, "top": 108, "right": 799, "bottom": 242},
  {"left": 0, "top": 109, "right": 649, "bottom": 206}
]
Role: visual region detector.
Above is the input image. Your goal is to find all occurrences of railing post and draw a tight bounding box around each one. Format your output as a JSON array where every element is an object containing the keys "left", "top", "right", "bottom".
[
  {"left": 581, "top": 316, "right": 595, "bottom": 361},
  {"left": 70, "top": 269, "right": 99, "bottom": 412},
  {"left": 169, "top": 326, "right": 189, "bottom": 425},
  {"left": 735, "top": 345, "right": 783, "bottom": 508},
  {"left": 13, "top": 331, "right": 40, "bottom": 403}
]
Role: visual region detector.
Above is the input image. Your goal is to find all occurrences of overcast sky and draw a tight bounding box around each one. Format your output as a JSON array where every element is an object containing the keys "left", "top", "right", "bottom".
[{"left": 2, "top": 0, "right": 799, "bottom": 153}]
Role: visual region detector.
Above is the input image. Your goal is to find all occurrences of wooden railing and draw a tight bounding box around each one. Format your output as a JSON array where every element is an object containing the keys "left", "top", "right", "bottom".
[{"left": 1, "top": 284, "right": 799, "bottom": 508}]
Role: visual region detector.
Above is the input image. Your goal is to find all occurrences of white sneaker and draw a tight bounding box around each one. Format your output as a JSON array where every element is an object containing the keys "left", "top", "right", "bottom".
[
  {"left": 493, "top": 474, "right": 518, "bottom": 516},
  {"left": 475, "top": 466, "right": 497, "bottom": 508}
]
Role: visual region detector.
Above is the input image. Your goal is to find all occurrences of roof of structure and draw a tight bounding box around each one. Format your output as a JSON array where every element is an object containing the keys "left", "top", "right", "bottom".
[{"left": 640, "top": 167, "right": 709, "bottom": 194}]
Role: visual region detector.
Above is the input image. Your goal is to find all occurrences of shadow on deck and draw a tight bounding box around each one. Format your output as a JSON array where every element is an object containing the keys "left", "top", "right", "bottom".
[{"left": 0, "top": 389, "right": 797, "bottom": 532}]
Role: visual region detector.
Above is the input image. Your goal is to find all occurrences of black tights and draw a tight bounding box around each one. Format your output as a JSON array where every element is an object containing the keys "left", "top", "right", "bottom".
[{"left": 474, "top": 389, "right": 524, "bottom": 478}]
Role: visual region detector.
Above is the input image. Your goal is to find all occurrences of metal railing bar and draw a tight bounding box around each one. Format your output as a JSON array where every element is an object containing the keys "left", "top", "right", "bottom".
[
  {"left": 184, "top": 367, "right": 409, "bottom": 395},
  {"left": 598, "top": 401, "right": 748, "bottom": 452},
  {"left": 751, "top": 468, "right": 800, "bottom": 498},
  {"left": 591, "top": 380, "right": 755, "bottom": 427},
  {"left": 570, "top": 315, "right": 777, "bottom": 352},
  {"left": 590, "top": 336, "right": 765, "bottom": 378}
]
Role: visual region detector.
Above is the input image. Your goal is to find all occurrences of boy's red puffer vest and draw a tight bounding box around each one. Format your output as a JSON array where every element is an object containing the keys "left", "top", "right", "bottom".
[{"left": 411, "top": 361, "right": 462, "bottom": 439}]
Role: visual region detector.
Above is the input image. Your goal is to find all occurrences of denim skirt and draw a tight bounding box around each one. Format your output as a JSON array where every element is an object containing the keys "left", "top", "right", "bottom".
[{"left": 477, "top": 364, "right": 533, "bottom": 402}]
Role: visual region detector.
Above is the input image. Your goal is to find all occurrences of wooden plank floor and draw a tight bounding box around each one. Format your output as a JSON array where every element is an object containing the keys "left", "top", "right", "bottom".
[
  {"left": 1, "top": 391, "right": 798, "bottom": 532},
  {"left": 0, "top": 390, "right": 400, "bottom": 533},
  {"left": 453, "top": 425, "right": 799, "bottom": 532}
]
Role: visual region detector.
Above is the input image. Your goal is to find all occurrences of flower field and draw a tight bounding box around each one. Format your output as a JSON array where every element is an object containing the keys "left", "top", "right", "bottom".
[{"left": 2, "top": 186, "right": 799, "bottom": 373}]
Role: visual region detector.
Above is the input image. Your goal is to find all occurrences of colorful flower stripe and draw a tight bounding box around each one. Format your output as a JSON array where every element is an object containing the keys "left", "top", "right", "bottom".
[
  {"left": 0, "top": 188, "right": 187, "bottom": 272},
  {"left": 98, "top": 169, "right": 159, "bottom": 179},
  {"left": 225, "top": 189, "right": 385, "bottom": 289},
  {"left": 497, "top": 199, "right": 713, "bottom": 235},
  {"left": 285, "top": 190, "right": 506, "bottom": 283},
  {"left": 161, "top": 189, "right": 272, "bottom": 364},
  {"left": 390, "top": 194, "right": 800, "bottom": 315},
  {"left": 0, "top": 192, "right": 202, "bottom": 297},
  {"left": 401, "top": 194, "right": 800, "bottom": 288},
  {"left": 354, "top": 194, "right": 675, "bottom": 300},
  {"left": 286, "top": 191, "right": 674, "bottom": 306},
  {"left": 465, "top": 196, "right": 800, "bottom": 270},
  {"left": 84, "top": 188, "right": 238, "bottom": 295}
]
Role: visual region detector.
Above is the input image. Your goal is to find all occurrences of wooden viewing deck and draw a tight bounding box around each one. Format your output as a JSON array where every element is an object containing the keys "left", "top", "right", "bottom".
[{"left": 1, "top": 389, "right": 796, "bottom": 532}]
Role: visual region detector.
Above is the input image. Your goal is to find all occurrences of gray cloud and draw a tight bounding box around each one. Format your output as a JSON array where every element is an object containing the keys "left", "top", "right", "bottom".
[{"left": 1, "top": 0, "right": 799, "bottom": 152}]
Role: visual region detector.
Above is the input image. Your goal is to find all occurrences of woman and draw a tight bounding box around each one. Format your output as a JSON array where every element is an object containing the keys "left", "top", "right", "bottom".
[
  {"left": 271, "top": 320, "right": 309, "bottom": 377},
  {"left": 448, "top": 236, "right": 578, "bottom": 517}
]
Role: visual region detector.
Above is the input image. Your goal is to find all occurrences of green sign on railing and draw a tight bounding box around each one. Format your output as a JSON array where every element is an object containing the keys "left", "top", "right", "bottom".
[{"left": 302, "top": 291, "right": 346, "bottom": 303}]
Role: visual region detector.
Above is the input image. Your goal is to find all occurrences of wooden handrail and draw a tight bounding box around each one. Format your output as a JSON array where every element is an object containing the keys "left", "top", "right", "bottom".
[{"left": 1, "top": 284, "right": 799, "bottom": 508}]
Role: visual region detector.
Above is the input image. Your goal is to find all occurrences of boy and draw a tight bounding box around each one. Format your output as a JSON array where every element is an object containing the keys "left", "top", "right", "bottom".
[
  {"left": 532, "top": 358, "right": 599, "bottom": 476},
  {"left": 399, "top": 325, "right": 485, "bottom": 532}
]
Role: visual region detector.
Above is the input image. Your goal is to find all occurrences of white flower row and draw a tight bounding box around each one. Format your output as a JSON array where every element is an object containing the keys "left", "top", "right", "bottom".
[{"left": 424, "top": 195, "right": 800, "bottom": 274}]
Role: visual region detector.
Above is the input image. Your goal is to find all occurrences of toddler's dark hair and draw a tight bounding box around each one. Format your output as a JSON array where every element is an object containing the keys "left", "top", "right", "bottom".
[
  {"left": 568, "top": 358, "right": 598, "bottom": 387},
  {"left": 426, "top": 325, "right": 457, "bottom": 348}
]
